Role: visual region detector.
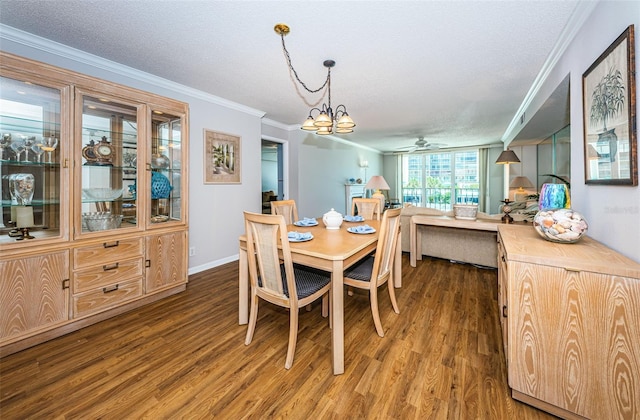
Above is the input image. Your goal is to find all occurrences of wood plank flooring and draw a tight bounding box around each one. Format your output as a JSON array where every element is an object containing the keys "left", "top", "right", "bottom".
[{"left": 0, "top": 254, "right": 557, "bottom": 419}]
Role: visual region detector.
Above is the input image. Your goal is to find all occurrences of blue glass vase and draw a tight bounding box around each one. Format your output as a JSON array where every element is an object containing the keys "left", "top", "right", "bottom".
[{"left": 151, "top": 172, "right": 173, "bottom": 199}]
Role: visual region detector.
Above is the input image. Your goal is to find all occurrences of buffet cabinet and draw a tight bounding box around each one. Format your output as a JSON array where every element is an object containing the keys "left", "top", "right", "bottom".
[
  {"left": 0, "top": 52, "right": 189, "bottom": 356},
  {"left": 497, "top": 225, "right": 640, "bottom": 420}
]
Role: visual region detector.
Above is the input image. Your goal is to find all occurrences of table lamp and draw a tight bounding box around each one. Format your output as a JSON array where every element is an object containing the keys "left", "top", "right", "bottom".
[
  {"left": 510, "top": 176, "right": 534, "bottom": 201},
  {"left": 365, "top": 175, "right": 390, "bottom": 211}
]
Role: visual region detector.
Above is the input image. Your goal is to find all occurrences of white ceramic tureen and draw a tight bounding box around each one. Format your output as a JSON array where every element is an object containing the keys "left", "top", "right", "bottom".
[{"left": 322, "top": 208, "right": 343, "bottom": 230}]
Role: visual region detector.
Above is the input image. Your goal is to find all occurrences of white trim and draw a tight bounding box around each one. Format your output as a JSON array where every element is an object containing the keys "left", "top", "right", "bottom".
[
  {"left": 500, "top": 1, "right": 597, "bottom": 143},
  {"left": 188, "top": 255, "right": 238, "bottom": 276},
  {"left": 0, "top": 24, "right": 266, "bottom": 118},
  {"left": 262, "top": 135, "right": 289, "bottom": 201}
]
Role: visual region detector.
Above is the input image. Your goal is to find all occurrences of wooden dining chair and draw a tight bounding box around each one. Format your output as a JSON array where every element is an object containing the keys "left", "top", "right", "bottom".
[
  {"left": 271, "top": 199, "right": 298, "bottom": 224},
  {"left": 343, "top": 207, "right": 401, "bottom": 337},
  {"left": 243, "top": 211, "right": 331, "bottom": 369},
  {"left": 351, "top": 198, "right": 381, "bottom": 220}
]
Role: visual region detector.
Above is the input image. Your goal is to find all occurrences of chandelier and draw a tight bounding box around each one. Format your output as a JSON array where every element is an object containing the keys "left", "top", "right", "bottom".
[{"left": 274, "top": 23, "right": 356, "bottom": 135}]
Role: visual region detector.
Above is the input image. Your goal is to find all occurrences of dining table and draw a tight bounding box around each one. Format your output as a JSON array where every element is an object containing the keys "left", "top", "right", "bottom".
[{"left": 238, "top": 217, "right": 402, "bottom": 375}]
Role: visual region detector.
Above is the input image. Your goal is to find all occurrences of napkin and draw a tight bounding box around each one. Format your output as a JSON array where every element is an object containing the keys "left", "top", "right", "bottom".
[
  {"left": 344, "top": 215, "right": 364, "bottom": 222},
  {"left": 288, "top": 231, "right": 313, "bottom": 241},
  {"left": 296, "top": 217, "right": 317, "bottom": 226},
  {"left": 352, "top": 225, "right": 374, "bottom": 233}
]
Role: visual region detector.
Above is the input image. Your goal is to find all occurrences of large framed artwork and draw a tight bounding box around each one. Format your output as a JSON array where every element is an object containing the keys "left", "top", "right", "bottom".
[
  {"left": 203, "top": 129, "right": 241, "bottom": 184},
  {"left": 583, "top": 25, "right": 637, "bottom": 185}
]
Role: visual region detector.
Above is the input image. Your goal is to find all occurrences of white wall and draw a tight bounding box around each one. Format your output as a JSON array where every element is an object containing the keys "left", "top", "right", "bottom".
[{"left": 507, "top": 1, "right": 640, "bottom": 261}]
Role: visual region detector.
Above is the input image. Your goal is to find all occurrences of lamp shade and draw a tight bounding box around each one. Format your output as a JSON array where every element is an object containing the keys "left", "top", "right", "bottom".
[
  {"left": 365, "top": 175, "right": 390, "bottom": 192},
  {"left": 496, "top": 149, "right": 521, "bottom": 164},
  {"left": 509, "top": 176, "right": 534, "bottom": 190}
]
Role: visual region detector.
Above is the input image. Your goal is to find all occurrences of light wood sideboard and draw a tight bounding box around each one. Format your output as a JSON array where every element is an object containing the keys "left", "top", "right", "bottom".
[{"left": 497, "top": 224, "right": 640, "bottom": 420}]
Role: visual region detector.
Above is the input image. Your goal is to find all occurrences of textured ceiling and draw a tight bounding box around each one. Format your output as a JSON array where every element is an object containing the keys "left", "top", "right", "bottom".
[{"left": 0, "top": 0, "right": 579, "bottom": 152}]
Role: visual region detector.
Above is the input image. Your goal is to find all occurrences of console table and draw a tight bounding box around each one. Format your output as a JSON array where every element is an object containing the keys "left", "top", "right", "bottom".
[{"left": 409, "top": 215, "right": 501, "bottom": 267}]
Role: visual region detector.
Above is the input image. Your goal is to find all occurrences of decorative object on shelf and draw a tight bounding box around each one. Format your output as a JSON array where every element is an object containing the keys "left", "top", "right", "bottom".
[
  {"left": 533, "top": 208, "right": 588, "bottom": 243},
  {"left": 539, "top": 182, "right": 570, "bottom": 211},
  {"left": 39, "top": 136, "right": 58, "bottom": 164},
  {"left": 81, "top": 188, "right": 124, "bottom": 201},
  {"left": 0, "top": 133, "right": 10, "bottom": 160},
  {"left": 151, "top": 171, "right": 173, "bottom": 199},
  {"left": 82, "top": 212, "right": 123, "bottom": 231},
  {"left": 453, "top": 204, "right": 478, "bottom": 220},
  {"left": 82, "top": 136, "right": 113, "bottom": 166},
  {"left": 495, "top": 149, "right": 521, "bottom": 164},
  {"left": 583, "top": 25, "right": 637, "bottom": 186},
  {"left": 500, "top": 199, "right": 514, "bottom": 224},
  {"left": 10, "top": 173, "right": 35, "bottom": 205},
  {"left": 151, "top": 153, "right": 170, "bottom": 169},
  {"left": 9, "top": 134, "right": 27, "bottom": 162},
  {"left": 204, "top": 129, "right": 240, "bottom": 184},
  {"left": 510, "top": 176, "right": 534, "bottom": 201},
  {"left": 365, "top": 175, "right": 390, "bottom": 212},
  {"left": 274, "top": 23, "right": 356, "bottom": 135},
  {"left": 14, "top": 205, "right": 35, "bottom": 240},
  {"left": 31, "top": 142, "right": 45, "bottom": 163},
  {"left": 356, "top": 178, "right": 362, "bottom": 184},
  {"left": 322, "top": 208, "right": 343, "bottom": 230},
  {"left": 348, "top": 178, "right": 356, "bottom": 184}
]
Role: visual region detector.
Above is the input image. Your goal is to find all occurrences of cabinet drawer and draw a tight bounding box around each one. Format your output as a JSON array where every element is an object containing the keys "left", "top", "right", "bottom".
[
  {"left": 74, "top": 238, "right": 143, "bottom": 270},
  {"left": 73, "top": 257, "right": 144, "bottom": 293},
  {"left": 73, "top": 278, "right": 142, "bottom": 318}
]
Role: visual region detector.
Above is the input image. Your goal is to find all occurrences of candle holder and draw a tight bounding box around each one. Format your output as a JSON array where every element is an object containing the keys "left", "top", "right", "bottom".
[
  {"left": 15, "top": 227, "right": 35, "bottom": 240},
  {"left": 501, "top": 199, "right": 514, "bottom": 224}
]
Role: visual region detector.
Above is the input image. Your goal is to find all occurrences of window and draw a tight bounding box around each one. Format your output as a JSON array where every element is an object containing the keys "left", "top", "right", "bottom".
[{"left": 401, "top": 150, "right": 479, "bottom": 210}]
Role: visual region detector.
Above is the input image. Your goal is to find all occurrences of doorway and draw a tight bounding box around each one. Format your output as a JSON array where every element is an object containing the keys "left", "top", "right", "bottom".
[{"left": 261, "top": 139, "right": 284, "bottom": 213}]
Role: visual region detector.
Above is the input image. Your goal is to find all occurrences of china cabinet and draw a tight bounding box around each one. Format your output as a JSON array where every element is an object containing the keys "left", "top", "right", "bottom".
[
  {"left": 0, "top": 52, "right": 189, "bottom": 356},
  {"left": 497, "top": 225, "right": 640, "bottom": 420}
]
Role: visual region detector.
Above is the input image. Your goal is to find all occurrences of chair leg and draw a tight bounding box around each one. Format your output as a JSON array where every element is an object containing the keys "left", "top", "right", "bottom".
[
  {"left": 305, "top": 304, "right": 312, "bottom": 312},
  {"left": 322, "top": 294, "right": 328, "bottom": 318},
  {"left": 370, "top": 286, "right": 384, "bottom": 337},
  {"left": 285, "top": 306, "right": 299, "bottom": 369},
  {"left": 387, "top": 278, "right": 400, "bottom": 314},
  {"left": 347, "top": 286, "right": 354, "bottom": 296},
  {"left": 245, "top": 290, "right": 259, "bottom": 345}
]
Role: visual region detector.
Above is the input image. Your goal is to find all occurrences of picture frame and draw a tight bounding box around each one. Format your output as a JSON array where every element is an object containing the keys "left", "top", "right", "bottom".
[
  {"left": 582, "top": 25, "right": 637, "bottom": 186},
  {"left": 204, "top": 129, "right": 241, "bottom": 184}
]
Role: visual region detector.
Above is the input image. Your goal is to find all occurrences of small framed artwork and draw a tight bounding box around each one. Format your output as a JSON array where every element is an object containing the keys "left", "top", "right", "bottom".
[
  {"left": 582, "top": 25, "right": 637, "bottom": 185},
  {"left": 204, "top": 129, "right": 241, "bottom": 184}
]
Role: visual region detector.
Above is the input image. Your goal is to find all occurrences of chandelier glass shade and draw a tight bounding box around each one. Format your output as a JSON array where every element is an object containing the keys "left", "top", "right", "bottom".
[{"left": 275, "top": 23, "right": 356, "bottom": 135}]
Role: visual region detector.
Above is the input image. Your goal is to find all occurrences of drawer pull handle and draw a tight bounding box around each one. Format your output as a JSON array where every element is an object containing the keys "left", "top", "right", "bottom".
[
  {"left": 502, "top": 305, "right": 508, "bottom": 318},
  {"left": 103, "top": 241, "right": 120, "bottom": 248},
  {"left": 103, "top": 263, "right": 119, "bottom": 271},
  {"left": 103, "top": 284, "right": 119, "bottom": 293},
  {"left": 501, "top": 255, "right": 506, "bottom": 262}
]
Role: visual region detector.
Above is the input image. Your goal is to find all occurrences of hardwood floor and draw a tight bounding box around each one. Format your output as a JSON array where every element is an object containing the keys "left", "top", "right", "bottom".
[{"left": 0, "top": 254, "right": 557, "bottom": 419}]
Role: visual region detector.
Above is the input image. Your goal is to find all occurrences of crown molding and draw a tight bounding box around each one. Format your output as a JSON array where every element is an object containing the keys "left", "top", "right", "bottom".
[
  {"left": 501, "top": 1, "right": 598, "bottom": 143},
  {"left": 0, "top": 24, "right": 265, "bottom": 118}
]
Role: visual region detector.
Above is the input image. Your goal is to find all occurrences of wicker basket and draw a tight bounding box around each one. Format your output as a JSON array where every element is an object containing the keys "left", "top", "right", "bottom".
[{"left": 453, "top": 204, "right": 478, "bottom": 220}]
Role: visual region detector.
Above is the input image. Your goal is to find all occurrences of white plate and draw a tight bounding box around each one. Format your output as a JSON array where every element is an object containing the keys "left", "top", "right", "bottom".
[
  {"left": 347, "top": 226, "right": 376, "bottom": 234},
  {"left": 288, "top": 232, "right": 314, "bottom": 242},
  {"left": 293, "top": 220, "right": 318, "bottom": 227}
]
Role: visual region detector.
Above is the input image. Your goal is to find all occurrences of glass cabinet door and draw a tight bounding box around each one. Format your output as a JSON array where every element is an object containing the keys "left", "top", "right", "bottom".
[
  {"left": 76, "top": 91, "right": 140, "bottom": 236},
  {"left": 148, "top": 109, "right": 185, "bottom": 226},
  {"left": 1, "top": 75, "right": 64, "bottom": 244}
]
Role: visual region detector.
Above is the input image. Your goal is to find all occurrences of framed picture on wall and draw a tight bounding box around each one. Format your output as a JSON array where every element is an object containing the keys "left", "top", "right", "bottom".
[
  {"left": 203, "top": 129, "right": 241, "bottom": 184},
  {"left": 582, "top": 24, "right": 637, "bottom": 185}
]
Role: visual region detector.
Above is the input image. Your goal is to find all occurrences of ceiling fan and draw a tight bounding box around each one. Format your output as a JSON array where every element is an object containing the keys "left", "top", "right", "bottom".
[{"left": 395, "top": 137, "right": 446, "bottom": 154}]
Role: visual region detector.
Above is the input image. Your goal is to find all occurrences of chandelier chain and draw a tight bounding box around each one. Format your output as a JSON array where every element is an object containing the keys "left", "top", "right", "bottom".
[{"left": 279, "top": 34, "right": 330, "bottom": 94}]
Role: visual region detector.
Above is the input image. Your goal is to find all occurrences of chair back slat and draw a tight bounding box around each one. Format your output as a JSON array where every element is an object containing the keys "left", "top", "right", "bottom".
[
  {"left": 370, "top": 208, "right": 401, "bottom": 285},
  {"left": 351, "top": 198, "right": 381, "bottom": 220},
  {"left": 271, "top": 200, "right": 299, "bottom": 225}
]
